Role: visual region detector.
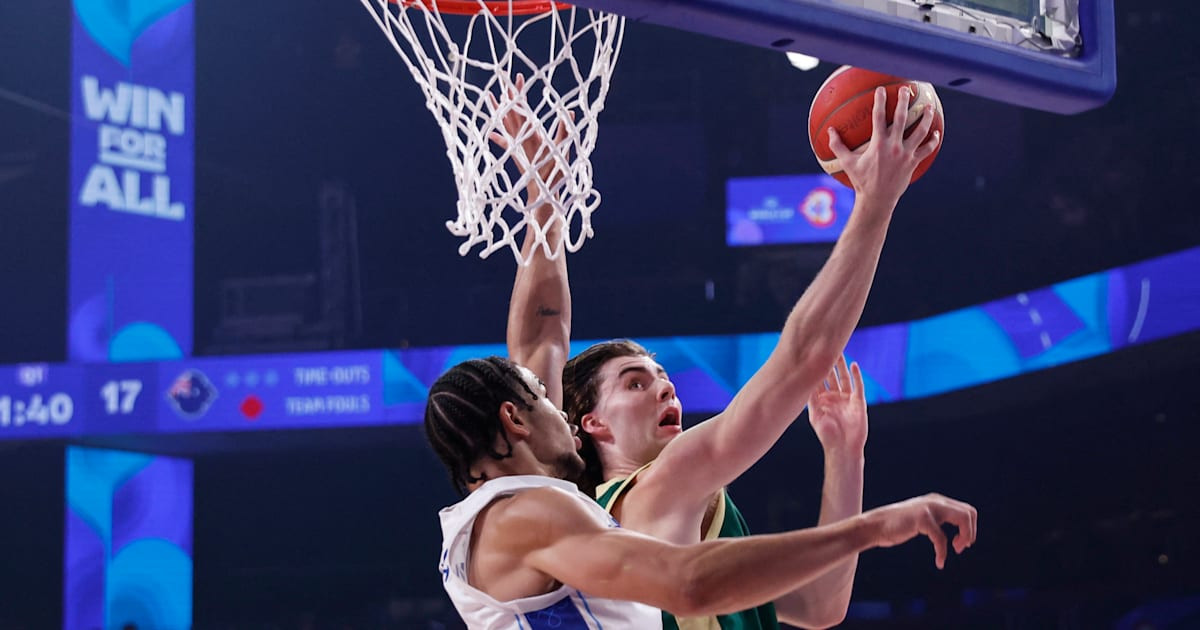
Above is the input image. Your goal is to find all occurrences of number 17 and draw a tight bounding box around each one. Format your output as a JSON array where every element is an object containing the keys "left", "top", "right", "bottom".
[{"left": 100, "top": 380, "right": 143, "bottom": 415}]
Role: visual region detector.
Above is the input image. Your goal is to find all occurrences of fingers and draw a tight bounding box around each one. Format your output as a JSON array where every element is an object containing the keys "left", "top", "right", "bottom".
[
  {"left": 921, "top": 514, "right": 949, "bottom": 570},
  {"left": 555, "top": 111, "right": 574, "bottom": 145},
  {"left": 488, "top": 131, "right": 510, "bottom": 149},
  {"left": 970, "top": 503, "right": 978, "bottom": 549},
  {"left": 869, "top": 86, "right": 888, "bottom": 143},
  {"left": 913, "top": 130, "right": 941, "bottom": 162},
  {"left": 890, "top": 86, "right": 912, "bottom": 140},
  {"left": 932, "top": 496, "right": 977, "bottom": 556},
  {"left": 490, "top": 84, "right": 524, "bottom": 139},
  {"left": 955, "top": 502, "right": 978, "bottom": 554},
  {"left": 834, "top": 355, "right": 850, "bottom": 392},
  {"left": 904, "top": 101, "right": 936, "bottom": 152},
  {"left": 827, "top": 125, "right": 851, "bottom": 162},
  {"left": 850, "top": 361, "right": 865, "bottom": 399}
]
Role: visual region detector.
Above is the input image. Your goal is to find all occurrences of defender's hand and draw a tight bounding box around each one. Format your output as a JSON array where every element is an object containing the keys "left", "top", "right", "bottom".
[
  {"left": 807, "top": 355, "right": 868, "bottom": 454},
  {"left": 867, "top": 493, "right": 978, "bottom": 569}
]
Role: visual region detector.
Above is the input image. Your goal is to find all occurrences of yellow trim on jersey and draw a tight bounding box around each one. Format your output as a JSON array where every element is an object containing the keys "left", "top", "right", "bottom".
[
  {"left": 593, "top": 461, "right": 655, "bottom": 511},
  {"left": 676, "top": 615, "right": 723, "bottom": 630},
  {"left": 596, "top": 461, "right": 729, "bottom": 630},
  {"left": 675, "top": 490, "right": 726, "bottom": 630},
  {"left": 703, "top": 490, "right": 726, "bottom": 542}
]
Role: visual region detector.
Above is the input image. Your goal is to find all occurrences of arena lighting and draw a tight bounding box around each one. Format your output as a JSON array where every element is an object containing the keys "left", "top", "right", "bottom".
[{"left": 786, "top": 51, "right": 821, "bottom": 70}]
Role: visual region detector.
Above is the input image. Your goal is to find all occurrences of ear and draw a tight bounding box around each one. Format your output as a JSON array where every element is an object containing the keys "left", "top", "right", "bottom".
[
  {"left": 580, "top": 412, "right": 611, "bottom": 441},
  {"left": 498, "top": 401, "right": 531, "bottom": 440}
]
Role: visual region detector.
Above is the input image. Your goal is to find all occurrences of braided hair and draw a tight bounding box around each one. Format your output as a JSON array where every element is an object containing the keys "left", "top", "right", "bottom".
[
  {"left": 424, "top": 356, "right": 539, "bottom": 495},
  {"left": 562, "top": 339, "right": 652, "bottom": 496}
]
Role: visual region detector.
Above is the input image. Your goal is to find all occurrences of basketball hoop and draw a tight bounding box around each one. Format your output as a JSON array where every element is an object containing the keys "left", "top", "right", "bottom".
[{"left": 360, "top": 0, "right": 625, "bottom": 264}]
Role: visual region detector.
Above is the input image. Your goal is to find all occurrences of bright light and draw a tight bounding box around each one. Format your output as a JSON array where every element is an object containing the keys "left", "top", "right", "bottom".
[{"left": 786, "top": 52, "right": 820, "bottom": 71}]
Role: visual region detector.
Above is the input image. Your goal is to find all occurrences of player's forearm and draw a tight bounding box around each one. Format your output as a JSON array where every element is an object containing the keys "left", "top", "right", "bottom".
[
  {"left": 675, "top": 514, "right": 877, "bottom": 618},
  {"left": 506, "top": 198, "right": 571, "bottom": 403},
  {"left": 775, "top": 450, "right": 865, "bottom": 628},
  {"left": 650, "top": 199, "right": 894, "bottom": 500},
  {"left": 776, "top": 197, "right": 894, "bottom": 375}
]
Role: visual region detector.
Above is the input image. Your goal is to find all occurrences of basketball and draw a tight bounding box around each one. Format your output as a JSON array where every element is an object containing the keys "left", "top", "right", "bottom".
[{"left": 808, "top": 66, "right": 944, "bottom": 188}]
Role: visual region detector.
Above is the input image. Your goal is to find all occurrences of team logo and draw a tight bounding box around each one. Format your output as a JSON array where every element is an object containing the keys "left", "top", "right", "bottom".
[
  {"left": 165, "top": 369, "right": 217, "bottom": 419},
  {"left": 801, "top": 188, "right": 837, "bottom": 228}
]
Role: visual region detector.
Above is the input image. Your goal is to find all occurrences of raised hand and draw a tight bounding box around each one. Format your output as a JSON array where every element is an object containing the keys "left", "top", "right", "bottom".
[
  {"left": 807, "top": 355, "right": 868, "bottom": 454},
  {"left": 828, "top": 85, "right": 940, "bottom": 205},
  {"left": 487, "top": 74, "right": 573, "bottom": 203},
  {"left": 867, "top": 494, "right": 978, "bottom": 569}
]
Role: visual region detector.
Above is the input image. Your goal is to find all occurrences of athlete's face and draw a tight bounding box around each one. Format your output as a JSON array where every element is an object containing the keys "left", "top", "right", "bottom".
[
  {"left": 515, "top": 366, "right": 585, "bottom": 481},
  {"left": 586, "top": 355, "right": 683, "bottom": 466}
]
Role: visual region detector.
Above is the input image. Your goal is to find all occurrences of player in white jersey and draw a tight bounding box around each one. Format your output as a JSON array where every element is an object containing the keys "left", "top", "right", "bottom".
[
  {"left": 424, "top": 356, "right": 978, "bottom": 629},
  {"left": 438, "top": 475, "right": 661, "bottom": 629}
]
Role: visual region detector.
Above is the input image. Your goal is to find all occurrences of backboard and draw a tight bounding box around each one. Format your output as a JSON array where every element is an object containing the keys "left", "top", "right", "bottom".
[{"left": 567, "top": 0, "right": 1116, "bottom": 114}]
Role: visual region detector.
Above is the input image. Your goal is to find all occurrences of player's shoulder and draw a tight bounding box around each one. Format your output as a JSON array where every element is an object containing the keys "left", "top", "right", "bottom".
[
  {"left": 482, "top": 483, "right": 598, "bottom": 536},
  {"left": 624, "top": 458, "right": 719, "bottom": 520},
  {"left": 626, "top": 457, "right": 685, "bottom": 499}
]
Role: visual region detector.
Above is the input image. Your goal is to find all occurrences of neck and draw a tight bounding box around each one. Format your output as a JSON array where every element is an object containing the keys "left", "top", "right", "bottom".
[
  {"left": 469, "top": 450, "right": 559, "bottom": 490},
  {"left": 597, "top": 445, "right": 655, "bottom": 482}
]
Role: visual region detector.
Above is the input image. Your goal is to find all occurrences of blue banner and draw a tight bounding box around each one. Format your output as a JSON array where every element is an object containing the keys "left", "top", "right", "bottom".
[
  {"left": 69, "top": 0, "right": 194, "bottom": 362},
  {"left": 65, "top": 447, "right": 193, "bottom": 630},
  {"left": 0, "top": 246, "right": 1196, "bottom": 441}
]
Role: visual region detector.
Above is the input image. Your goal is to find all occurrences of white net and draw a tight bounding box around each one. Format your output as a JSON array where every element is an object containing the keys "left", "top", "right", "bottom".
[{"left": 360, "top": 0, "right": 626, "bottom": 264}]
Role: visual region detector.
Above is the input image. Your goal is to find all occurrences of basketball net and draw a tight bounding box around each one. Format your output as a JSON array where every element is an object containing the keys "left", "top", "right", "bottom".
[{"left": 360, "top": 0, "right": 625, "bottom": 264}]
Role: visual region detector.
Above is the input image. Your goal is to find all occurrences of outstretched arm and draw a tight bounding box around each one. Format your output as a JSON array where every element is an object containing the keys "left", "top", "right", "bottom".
[
  {"left": 774, "top": 357, "right": 868, "bottom": 628},
  {"left": 494, "top": 76, "right": 573, "bottom": 407},
  {"left": 643, "top": 86, "right": 940, "bottom": 508},
  {"left": 492, "top": 486, "right": 976, "bottom": 618}
]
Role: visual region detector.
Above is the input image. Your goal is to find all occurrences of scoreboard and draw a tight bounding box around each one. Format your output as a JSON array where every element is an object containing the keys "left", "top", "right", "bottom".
[{"left": 0, "top": 351, "right": 387, "bottom": 440}]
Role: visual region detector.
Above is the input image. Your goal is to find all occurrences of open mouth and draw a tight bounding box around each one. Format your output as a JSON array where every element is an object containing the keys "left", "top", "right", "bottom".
[{"left": 658, "top": 409, "right": 681, "bottom": 427}]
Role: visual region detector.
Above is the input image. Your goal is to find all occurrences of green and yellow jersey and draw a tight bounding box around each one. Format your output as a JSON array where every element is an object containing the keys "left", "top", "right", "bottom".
[{"left": 595, "top": 465, "right": 780, "bottom": 630}]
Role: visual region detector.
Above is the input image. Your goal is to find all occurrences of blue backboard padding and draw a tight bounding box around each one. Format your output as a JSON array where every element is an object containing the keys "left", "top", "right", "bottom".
[{"left": 569, "top": 0, "right": 1116, "bottom": 113}]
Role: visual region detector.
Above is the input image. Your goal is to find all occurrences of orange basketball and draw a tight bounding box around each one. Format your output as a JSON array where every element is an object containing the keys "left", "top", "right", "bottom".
[{"left": 808, "top": 66, "right": 944, "bottom": 188}]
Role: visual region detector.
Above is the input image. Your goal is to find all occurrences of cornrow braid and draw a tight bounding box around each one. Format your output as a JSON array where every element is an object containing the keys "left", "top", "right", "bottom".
[
  {"left": 562, "top": 339, "right": 653, "bottom": 497},
  {"left": 424, "top": 356, "right": 539, "bottom": 496}
]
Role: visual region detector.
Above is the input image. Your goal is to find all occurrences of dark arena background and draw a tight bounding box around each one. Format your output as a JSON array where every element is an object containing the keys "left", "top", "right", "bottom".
[{"left": 1, "top": 0, "right": 1199, "bottom": 628}]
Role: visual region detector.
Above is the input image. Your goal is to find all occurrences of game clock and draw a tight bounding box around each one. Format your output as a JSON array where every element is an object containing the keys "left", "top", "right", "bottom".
[
  {"left": 0, "top": 364, "right": 86, "bottom": 436},
  {"left": 0, "top": 393, "right": 75, "bottom": 428}
]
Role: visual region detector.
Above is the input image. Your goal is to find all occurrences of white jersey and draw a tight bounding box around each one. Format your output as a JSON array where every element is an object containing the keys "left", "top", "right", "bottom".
[{"left": 438, "top": 475, "right": 663, "bottom": 630}]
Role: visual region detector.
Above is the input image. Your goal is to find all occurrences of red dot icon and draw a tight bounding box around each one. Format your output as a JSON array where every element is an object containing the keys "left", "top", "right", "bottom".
[{"left": 240, "top": 395, "right": 264, "bottom": 420}]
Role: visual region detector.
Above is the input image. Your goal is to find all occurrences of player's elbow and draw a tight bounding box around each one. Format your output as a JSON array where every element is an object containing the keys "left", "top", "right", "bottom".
[
  {"left": 807, "top": 606, "right": 848, "bottom": 630},
  {"left": 782, "top": 595, "right": 849, "bottom": 629},
  {"left": 775, "top": 337, "right": 840, "bottom": 387}
]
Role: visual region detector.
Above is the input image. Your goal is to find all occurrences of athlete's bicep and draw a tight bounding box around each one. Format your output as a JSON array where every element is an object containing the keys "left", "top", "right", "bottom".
[
  {"left": 527, "top": 525, "right": 690, "bottom": 613},
  {"left": 648, "top": 352, "right": 816, "bottom": 500},
  {"left": 507, "top": 488, "right": 692, "bottom": 613}
]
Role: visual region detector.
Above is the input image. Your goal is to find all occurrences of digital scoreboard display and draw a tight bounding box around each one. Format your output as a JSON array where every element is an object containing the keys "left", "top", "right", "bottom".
[
  {"left": 0, "top": 351, "right": 386, "bottom": 440},
  {"left": 727, "top": 174, "right": 855, "bottom": 246}
]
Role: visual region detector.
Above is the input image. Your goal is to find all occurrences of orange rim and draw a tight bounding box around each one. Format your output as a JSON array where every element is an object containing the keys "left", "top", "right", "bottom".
[{"left": 394, "top": 0, "right": 573, "bottom": 15}]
